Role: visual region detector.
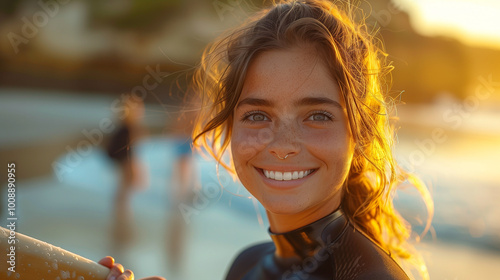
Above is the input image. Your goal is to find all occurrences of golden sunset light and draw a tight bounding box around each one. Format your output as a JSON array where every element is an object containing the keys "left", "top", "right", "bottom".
[
  {"left": 1, "top": 1, "right": 500, "bottom": 280},
  {"left": 397, "top": 0, "right": 500, "bottom": 49}
]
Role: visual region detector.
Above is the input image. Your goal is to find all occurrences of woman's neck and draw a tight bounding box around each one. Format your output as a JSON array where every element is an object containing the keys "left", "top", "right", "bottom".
[{"left": 266, "top": 198, "right": 341, "bottom": 234}]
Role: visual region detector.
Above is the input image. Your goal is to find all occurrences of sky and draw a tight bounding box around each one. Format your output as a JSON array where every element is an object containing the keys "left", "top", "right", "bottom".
[{"left": 395, "top": 0, "right": 500, "bottom": 49}]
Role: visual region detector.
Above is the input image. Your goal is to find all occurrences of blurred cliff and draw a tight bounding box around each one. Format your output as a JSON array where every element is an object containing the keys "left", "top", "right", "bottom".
[
  {"left": 363, "top": 0, "right": 500, "bottom": 104},
  {"left": 0, "top": 0, "right": 250, "bottom": 102},
  {"left": 1, "top": 0, "right": 499, "bottom": 104}
]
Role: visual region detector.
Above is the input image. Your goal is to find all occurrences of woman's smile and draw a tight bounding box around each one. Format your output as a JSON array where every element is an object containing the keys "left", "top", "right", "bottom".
[
  {"left": 253, "top": 165, "right": 319, "bottom": 189},
  {"left": 261, "top": 168, "right": 316, "bottom": 181}
]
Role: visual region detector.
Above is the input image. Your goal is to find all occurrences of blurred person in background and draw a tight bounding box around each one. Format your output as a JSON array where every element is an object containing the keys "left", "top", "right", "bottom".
[
  {"left": 106, "top": 94, "right": 148, "bottom": 261},
  {"left": 165, "top": 105, "right": 200, "bottom": 275},
  {"left": 99, "top": 1, "right": 433, "bottom": 279}
]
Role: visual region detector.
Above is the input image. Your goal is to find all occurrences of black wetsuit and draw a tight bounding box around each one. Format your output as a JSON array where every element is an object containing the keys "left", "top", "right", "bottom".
[{"left": 225, "top": 209, "right": 409, "bottom": 280}]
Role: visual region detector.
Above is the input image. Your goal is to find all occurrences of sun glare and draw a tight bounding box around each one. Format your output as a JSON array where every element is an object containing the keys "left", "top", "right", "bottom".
[{"left": 395, "top": 0, "right": 500, "bottom": 49}]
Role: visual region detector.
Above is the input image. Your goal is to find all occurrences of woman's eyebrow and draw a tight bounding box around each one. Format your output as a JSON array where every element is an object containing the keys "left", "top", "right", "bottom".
[
  {"left": 236, "top": 97, "right": 273, "bottom": 109},
  {"left": 236, "top": 96, "right": 343, "bottom": 109},
  {"left": 295, "top": 97, "right": 343, "bottom": 109}
]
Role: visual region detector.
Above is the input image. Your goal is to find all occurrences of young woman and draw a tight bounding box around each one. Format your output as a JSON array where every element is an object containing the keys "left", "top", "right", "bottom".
[{"left": 100, "top": 0, "right": 432, "bottom": 279}]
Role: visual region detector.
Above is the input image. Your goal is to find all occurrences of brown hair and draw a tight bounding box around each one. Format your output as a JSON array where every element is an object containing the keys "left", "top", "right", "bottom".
[{"left": 191, "top": 1, "right": 433, "bottom": 278}]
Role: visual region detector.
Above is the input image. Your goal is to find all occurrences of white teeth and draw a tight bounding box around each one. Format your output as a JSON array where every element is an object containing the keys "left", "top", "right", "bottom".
[{"left": 263, "top": 169, "right": 314, "bottom": 181}]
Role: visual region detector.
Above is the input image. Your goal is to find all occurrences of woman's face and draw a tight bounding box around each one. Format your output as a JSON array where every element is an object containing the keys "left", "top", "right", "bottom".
[{"left": 231, "top": 45, "right": 355, "bottom": 218}]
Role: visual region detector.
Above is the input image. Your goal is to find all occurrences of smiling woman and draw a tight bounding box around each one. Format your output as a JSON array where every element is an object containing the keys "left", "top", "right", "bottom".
[
  {"left": 101, "top": 0, "right": 433, "bottom": 279},
  {"left": 189, "top": 0, "right": 433, "bottom": 279}
]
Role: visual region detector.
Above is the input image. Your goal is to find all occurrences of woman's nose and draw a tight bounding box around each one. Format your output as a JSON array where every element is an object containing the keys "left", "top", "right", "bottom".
[{"left": 267, "top": 121, "right": 301, "bottom": 159}]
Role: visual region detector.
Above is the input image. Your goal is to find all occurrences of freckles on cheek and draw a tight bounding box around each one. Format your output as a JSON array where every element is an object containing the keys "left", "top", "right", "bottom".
[
  {"left": 306, "top": 130, "right": 335, "bottom": 150},
  {"left": 307, "top": 130, "right": 352, "bottom": 162},
  {"left": 231, "top": 128, "right": 265, "bottom": 160}
]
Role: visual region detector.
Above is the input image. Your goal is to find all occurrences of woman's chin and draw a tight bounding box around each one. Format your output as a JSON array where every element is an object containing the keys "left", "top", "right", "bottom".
[{"left": 261, "top": 199, "right": 308, "bottom": 216}]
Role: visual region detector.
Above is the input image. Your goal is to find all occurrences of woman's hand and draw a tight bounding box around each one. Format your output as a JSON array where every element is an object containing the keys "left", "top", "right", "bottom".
[{"left": 98, "top": 256, "right": 166, "bottom": 280}]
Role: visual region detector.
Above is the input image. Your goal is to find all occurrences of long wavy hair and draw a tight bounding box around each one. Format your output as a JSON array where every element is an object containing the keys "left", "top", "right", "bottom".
[{"left": 191, "top": 0, "right": 433, "bottom": 278}]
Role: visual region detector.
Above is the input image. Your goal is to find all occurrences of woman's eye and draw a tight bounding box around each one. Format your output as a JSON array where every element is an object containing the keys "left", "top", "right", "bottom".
[
  {"left": 241, "top": 111, "right": 269, "bottom": 123},
  {"left": 251, "top": 113, "right": 267, "bottom": 121},
  {"left": 307, "top": 111, "right": 333, "bottom": 122}
]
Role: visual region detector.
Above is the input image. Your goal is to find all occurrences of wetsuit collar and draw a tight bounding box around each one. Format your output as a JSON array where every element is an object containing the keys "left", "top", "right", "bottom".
[{"left": 268, "top": 207, "right": 345, "bottom": 261}]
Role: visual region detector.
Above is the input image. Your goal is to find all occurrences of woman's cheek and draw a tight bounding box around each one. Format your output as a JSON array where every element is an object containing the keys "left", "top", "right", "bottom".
[
  {"left": 232, "top": 127, "right": 269, "bottom": 160},
  {"left": 304, "top": 129, "right": 335, "bottom": 149},
  {"left": 305, "top": 127, "right": 353, "bottom": 162}
]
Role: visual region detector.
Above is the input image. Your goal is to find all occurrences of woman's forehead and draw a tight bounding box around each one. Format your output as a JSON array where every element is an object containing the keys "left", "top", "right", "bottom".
[{"left": 239, "top": 46, "right": 341, "bottom": 104}]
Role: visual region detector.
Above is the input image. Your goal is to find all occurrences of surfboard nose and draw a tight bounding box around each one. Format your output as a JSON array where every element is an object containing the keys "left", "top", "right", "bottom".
[{"left": 1, "top": 226, "right": 110, "bottom": 280}]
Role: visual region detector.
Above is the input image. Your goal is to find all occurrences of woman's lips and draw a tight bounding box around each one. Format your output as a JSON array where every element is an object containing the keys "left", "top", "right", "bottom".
[{"left": 261, "top": 169, "right": 316, "bottom": 181}]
